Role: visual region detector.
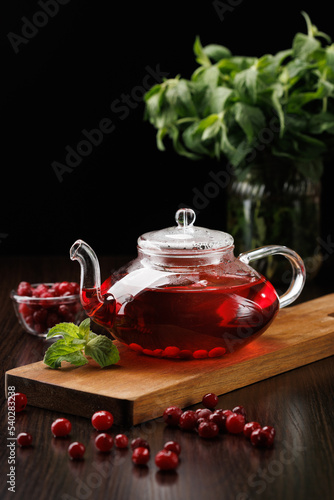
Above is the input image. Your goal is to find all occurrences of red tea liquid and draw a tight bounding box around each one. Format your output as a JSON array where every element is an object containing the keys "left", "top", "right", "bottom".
[{"left": 82, "top": 274, "right": 279, "bottom": 359}]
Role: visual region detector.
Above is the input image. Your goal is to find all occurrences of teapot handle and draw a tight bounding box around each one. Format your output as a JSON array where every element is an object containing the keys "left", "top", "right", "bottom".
[{"left": 238, "top": 245, "right": 306, "bottom": 308}]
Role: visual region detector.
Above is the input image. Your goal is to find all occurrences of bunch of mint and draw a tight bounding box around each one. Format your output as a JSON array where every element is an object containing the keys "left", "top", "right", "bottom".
[
  {"left": 43, "top": 318, "right": 120, "bottom": 369},
  {"left": 144, "top": 12, "right": 334, "bottom": 181}
]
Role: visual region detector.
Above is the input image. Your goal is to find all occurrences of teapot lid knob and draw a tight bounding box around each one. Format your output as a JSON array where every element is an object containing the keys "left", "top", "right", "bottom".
[{"left": 175, "top": 208, "right": 196, "bottom": 229}]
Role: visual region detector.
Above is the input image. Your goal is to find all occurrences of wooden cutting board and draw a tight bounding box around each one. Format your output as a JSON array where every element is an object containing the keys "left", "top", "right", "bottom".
[{"left": 6, "top": 294, "right": 334, "bottom": 426}]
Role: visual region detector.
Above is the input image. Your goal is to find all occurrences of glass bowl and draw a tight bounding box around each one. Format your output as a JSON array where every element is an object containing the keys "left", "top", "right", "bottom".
[{"left": 10, "top": 282, "right": 84, "bottom": 338}]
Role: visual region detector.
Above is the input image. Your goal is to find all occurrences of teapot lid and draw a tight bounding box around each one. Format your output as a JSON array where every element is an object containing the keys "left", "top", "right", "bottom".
[{"left": 137, "top": 208, "right": 234, "bottom": 254}]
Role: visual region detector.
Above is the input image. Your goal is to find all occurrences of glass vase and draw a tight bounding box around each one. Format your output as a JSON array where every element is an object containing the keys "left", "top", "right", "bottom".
[{"left": 227, "top": 163, "right": 322, "bottom": 283}]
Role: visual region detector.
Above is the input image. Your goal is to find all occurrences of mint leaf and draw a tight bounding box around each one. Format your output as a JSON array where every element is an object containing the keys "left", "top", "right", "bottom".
[
  {"left": 43, "top": 319, "right": 120, "bottom": 369},
  {"left": 234, "top": 66, "right": 258, "bottom": 103},
  {"left": 233, "top": 102, "right": 266, "bottom": 143},
  {"left": 85, "top": 335, "right": 120, "bottom": 368},
  {"left": 43, "top": 339, "right": 88, "bottom": 369},
  {"left": 209, "top": 87, "right": 234, "bottom": 114},
  {"left": 203, "top": 43, "right": 231, "bottom": 62},
  {"left": 78, "top": 317, "right": 91, "bottom": 340},
  {"left": 193, "top": 36, "right": 211, "bottom": 67},
  {"left": 46, "top": 322, "right": 79, "bottom": 340},
  {"left": 292, "top": 33, "right": 320, "bottom": 60}
]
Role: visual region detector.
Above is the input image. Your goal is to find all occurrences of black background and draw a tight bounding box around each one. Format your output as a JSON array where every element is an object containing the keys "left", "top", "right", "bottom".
[{"left": 1, "top": 0, "right": 334, "bottom": 266}]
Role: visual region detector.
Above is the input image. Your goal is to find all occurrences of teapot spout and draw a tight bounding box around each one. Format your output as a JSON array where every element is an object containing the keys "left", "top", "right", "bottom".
[{"left": 70, "top": 239, "right": 104, "bottom": 316}]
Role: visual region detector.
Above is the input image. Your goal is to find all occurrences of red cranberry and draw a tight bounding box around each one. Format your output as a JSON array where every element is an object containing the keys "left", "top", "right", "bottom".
[
  {"left": 163, "top": 346, "right": 180, "bottom": 357},
  {"left": 19, "top": 303, "right": 32, "bottom": 317},
  {"left": 155, "top": 449, "right": 179, "bottom": 470},
  {"left": 225, "top": 412, "right": 246, "bottom": 434},
  {"left": 132, "top": 446, "right": 150, "bottom": 465},
  {"left": 208, "top": 347, "right": 226, "bottom": 358},
  {"left": 262, "top": 425, "right": 276, "bottom": 437},
  {"left": 196, "top": 417, "right": 208, "bottom": 429},
  {"left": 250, "top": 428, "right": 275, "bottom": 448},
  {"left": 115, "top": 434, "right": 129, "bottom": 449},
  {"left": 163, "top": 440, "right": 181, "bottom": 456},
  {"left": 58, "top": 281, "right": 72, "bottom": 295},
  {"left": 193, "top": 349, "right": 208, "bottom": 359},
  {"left": 197, "top": 420, "right": 219, "bottom": 439},
  {"left": 51, "top": 418, "right": 72, "bottom": 437},
  {"left": 8, "top": 392, "right": 27, "bottom": 412},
  {"left": 91, "top": 410, "right": 114, "bottom": 431},
  {"left": 25, "top": 315, "right": 34, "bottom": 327},
  {"left": 51, "top": 282, "right": 61, "bottom": 296},
  {"left": 196, "top": 408, "right": 212, "bottom": 420},
  {"left": 131, "top": 437, "right": 150, "bottom": 451},
  {"left": 46, "top": 312, "right": 60, "bottom": 328},
  {"left": 202, "top": 393, "right": 218, "bottom": 409},
  {"left": 95, "top": 433, "right": 114, "bottom": 452},
  {"left": 243, "top": 421, "right": 261, "bottom": 439},
  {"left": 163, "top": 406, "right": 183, "bottom": 426},
  {"left": 34, "top": 323, "right": 46, "bottom": 334},
  {"left": 209, "top": 410, "right": 228, "bottom": 431},
  {"left": 232, "top": 405, "right": 247, "bottom": 419},
  {"left": 222, "top": 409, "right": 233, "bottom": 416},
  {"left": 58, "top": 304, "right": 70, "bottom": 317},
  {"left": 17, "top": 432, "right": 32, "bottom": 447},
  {"left": 40, "top": 291, "right": 56, "bottom": 299},
  {"left": 179, "top": 410, "right": 198, "bottom": 431},
  {"left": 68, "top": 441, "right": 85, "bottom": 460},
  {"left": 33, "top": 309, "right": 48, "bottom": 324},
  {"left": 67, "top": 282, "right": 79, "bottom": 295},
  {"left": 33, "top": 284, "right": 49, "bottom": 297},
  {"left": 17, "top": 282, "right": 32, "bottom": 297}
]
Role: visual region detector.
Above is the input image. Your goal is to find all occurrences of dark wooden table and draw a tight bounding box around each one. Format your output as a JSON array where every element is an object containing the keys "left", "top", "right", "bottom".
[{"left": 1, "top": 255, "right": 334, "bottom": 500}]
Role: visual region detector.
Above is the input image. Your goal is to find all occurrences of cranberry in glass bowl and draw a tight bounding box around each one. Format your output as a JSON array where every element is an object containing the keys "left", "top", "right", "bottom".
[{"left": 10, "top": 281, "right": 84, "bottom": 337}]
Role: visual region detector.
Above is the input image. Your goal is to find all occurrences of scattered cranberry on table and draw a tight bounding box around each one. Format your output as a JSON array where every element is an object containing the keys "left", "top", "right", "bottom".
[
  {"left": 202, "top": 392, "right": 218, "bottom": 409},
  {"left": 178, "top": 410, "right": 198, "bottom": 431},
  {"left": 262, "top": 425, "right": 276, "bottom": 438},
  {"left": 8, "top": 392, "right": 27, "bottom": 412},
  {"left": 196, "top": 408, "right": 212, "bottom": 420},
  {"left": 115, "top": 434, "right": 129, "bottom": 449},
  {"left": 131, "top": 437, "right": 150, "bottom": 451},
  {"left": 10, "top": 394, "right": 276, "bottom": 473},
  {"left": 163, "top": 440, "right": 181, "bottom": 456},
  {"left": 155, "top": 449, "right": 179, "bottom": 470},
  {"left": 17, "top": 432, "right": 32, "bottom": 447},
  {"left": 225, "top": 412, "right": 246, "bottom": 434},
  {"left": 68, "top": 441, "right": 86, "bottom": 460},
  {"left": 162, "top": 406, "right": 183, "bottom": 427},
  {"left": 197, "top": 420, "right": 219, "bottom": 439},
  {"left": 250, "top": 427, "right": 275, "bottom": 448},
  {"left": 232, "top": 405, "right": 247, "bottom": 419},
  {"left": 208, "top": 409, "right": 230, "bottom": 431},
  {"left": 161, "top": 394, "right": 276, "bottom": 449},
  {"left": 132, "top": 446, "right": 150, "bottom": 465},
  {"left": 95, "top": 433, "right": 114, "bottom": 452},
  {"left": 243, "top": 421, "right": 262, "bottom": 438},
  {"left": 51, "top": 418, "right": 72, "bottom": 438},
  {"left": 91, "top": 410, "right": 114, "bottom": 431}
]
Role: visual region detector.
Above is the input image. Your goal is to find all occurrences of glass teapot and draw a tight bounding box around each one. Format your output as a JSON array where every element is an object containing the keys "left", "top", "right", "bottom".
[{"left": 70, "top": 208, "right": 306, "bottom": 360}]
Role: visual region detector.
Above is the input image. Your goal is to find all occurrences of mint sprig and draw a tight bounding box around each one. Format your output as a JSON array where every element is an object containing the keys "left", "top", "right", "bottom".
[{"left": 43, "top": 318, "right": 120, "bottom": 369}]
